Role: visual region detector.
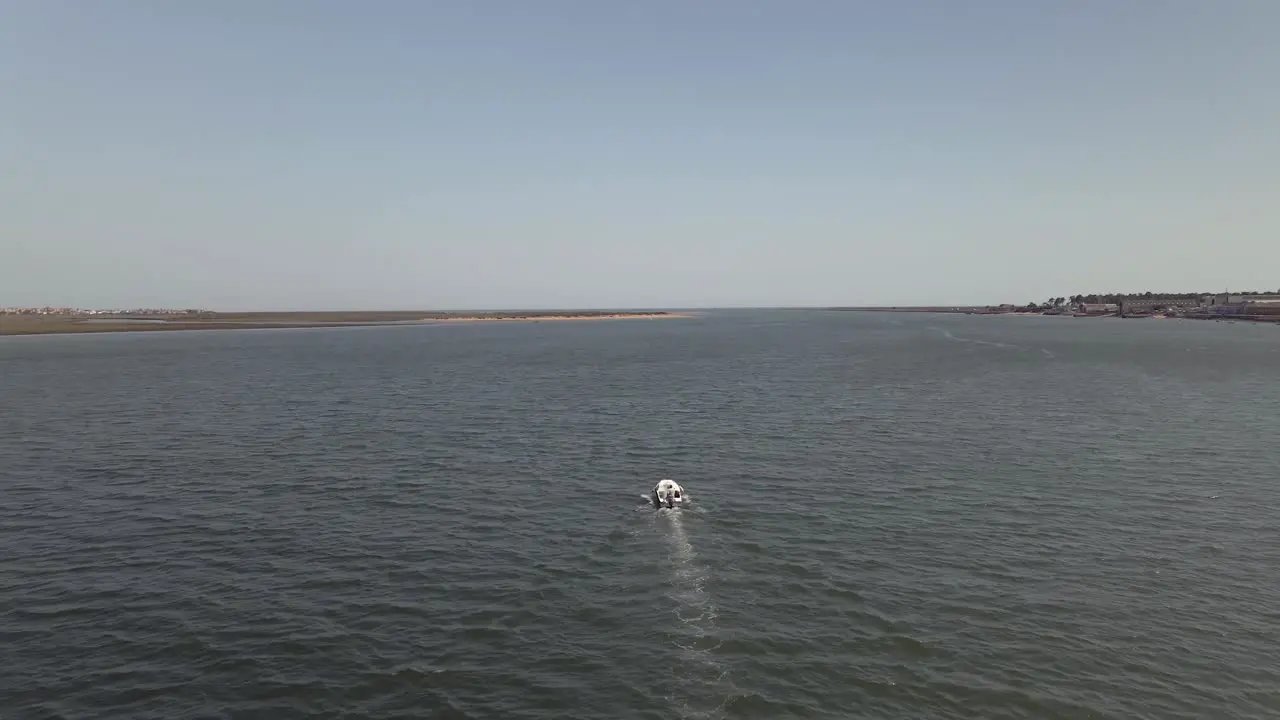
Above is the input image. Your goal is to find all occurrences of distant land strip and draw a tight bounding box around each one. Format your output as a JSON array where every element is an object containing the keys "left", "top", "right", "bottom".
[
  {"left": 823, "top": 306, "right": 987, "bottom": 313},
  {"left": 823, "top": 296, "right": 1280, "bottom": 322},
  {"left": 0, "top": 310, "right": 690, "bottom": 336}
]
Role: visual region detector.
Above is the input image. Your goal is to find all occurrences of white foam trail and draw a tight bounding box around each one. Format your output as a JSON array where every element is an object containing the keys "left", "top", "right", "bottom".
[
  {"left": 666, "top": 511, "right": 707, "bottom": 617},
  {"left": 931, "top": 325, "right": 1049, "bottom": 355},
  {"left": 659, "top": 508, "right": 731, "bottom": 719}
]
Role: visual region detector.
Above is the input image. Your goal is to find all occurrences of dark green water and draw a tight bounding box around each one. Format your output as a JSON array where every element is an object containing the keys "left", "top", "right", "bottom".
[{"left": 2, "top": 311, "right": 1278, "bottom": 719}]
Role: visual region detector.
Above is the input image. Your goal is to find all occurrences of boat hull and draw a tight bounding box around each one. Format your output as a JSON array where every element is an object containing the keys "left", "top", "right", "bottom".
[{"left": 652, "top": 479, "right": 686, "bottom": 508}]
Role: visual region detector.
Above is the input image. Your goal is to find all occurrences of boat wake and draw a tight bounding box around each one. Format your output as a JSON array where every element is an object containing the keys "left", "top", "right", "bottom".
[
  {"left": 933, "top": 326, "right": 1017, "bottom": 349},
  {"left": 931, "top": 326, "right": 1055, "bottom": 359},
  {"left": 657, "top": 506, "right": 734, "bottom": 719}
]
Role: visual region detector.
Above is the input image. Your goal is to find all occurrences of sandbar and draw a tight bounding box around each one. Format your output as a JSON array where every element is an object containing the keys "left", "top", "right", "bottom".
[{"left": 0, "top": 310, "right": 691, "bottom": 336}]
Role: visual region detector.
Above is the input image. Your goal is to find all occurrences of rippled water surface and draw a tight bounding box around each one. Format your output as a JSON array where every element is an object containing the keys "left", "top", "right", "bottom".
[{"left": 3, "top": 311, "right": 1279, "bottom": 719}]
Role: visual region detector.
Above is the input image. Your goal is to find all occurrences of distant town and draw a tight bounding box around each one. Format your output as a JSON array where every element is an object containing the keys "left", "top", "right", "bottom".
[
  {"left": 837, "top": 291, "right": 1280, "bottom": 322},
  {"left": 989, "top": 291, "right": 1280, "bottom": 320}
]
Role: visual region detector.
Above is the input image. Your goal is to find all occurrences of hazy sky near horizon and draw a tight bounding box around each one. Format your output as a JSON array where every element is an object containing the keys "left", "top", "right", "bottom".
[{"left": 4, "top": 1, "right": 1278, "bottom": 310}]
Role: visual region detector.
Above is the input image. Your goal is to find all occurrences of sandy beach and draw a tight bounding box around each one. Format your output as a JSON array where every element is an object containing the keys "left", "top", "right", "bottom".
[{"left": 0, "top": 311, "right": 691, "bottom": 336}]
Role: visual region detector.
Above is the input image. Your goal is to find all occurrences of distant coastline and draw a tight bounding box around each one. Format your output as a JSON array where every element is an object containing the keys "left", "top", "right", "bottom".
[
  {"left": 0, "top": 310, "right": 690, "bottom": 336},
  {"left": 825, "top": 306, "right": 1280, "bottom": 323},
  {"left": 433, "top": 312, "right": 686, "bottom": 324},
  {"left": 824, "top": 291, "right": 1280, "bottom": 324}
]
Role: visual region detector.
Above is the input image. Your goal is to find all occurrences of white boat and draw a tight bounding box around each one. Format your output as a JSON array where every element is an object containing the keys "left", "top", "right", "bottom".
[{"left": 652, "top": 479, "right": 686, "bottom": 508}]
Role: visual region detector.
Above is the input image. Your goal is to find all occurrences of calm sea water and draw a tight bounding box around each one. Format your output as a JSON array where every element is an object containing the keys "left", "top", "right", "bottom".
[{"left": 2, "top": 311, "right": 1279, "bottom": 719}]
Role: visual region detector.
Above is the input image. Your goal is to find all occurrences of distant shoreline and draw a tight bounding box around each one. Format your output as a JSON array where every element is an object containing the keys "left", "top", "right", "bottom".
[
  {"left": 822, "top": 307, "right": 1280, "bottom": 323},
  {"left": 0, "top": 311, "right": 691, "bottom": 336},
  {"left": 433, "top": 312, "right": 688, "bottom": 324}
]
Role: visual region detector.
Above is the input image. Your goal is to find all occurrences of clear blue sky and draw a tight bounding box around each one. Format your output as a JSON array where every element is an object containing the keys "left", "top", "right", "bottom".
[{"left": 4, "top": 1, "right": 1278, "bottom": 310}]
